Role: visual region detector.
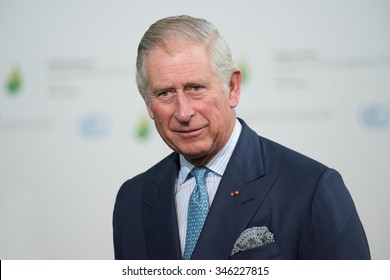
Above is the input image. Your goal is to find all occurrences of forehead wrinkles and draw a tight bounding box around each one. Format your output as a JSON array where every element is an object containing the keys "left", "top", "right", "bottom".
[
  {"left": 145, "top": 46, "right": 212, "bottom": 89},
  {"left": 150, "top": 64, "right": 209, "bottom": 91},
  {"left": 145, "top": 41, "right": 210, "bottom": 69}
]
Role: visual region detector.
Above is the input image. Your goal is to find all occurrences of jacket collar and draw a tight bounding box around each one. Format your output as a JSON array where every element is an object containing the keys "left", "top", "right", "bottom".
[
  {"left": 142, "top": 119, "right": 276, "bottom": 259},
  {"left": 191, "top": 119, "right": 277, "bottom": 259},
  {"left": 142, "top": 153, "right": 182, "bottom": 259}
]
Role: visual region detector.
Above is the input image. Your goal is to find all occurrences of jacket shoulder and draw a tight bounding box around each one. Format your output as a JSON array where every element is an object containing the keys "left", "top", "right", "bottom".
[
  {"left": 258, "top": 135, "right": 328, "bottom": 173},
  {"left": 116, "top": 152, "right": 178, "bottom": 198}
]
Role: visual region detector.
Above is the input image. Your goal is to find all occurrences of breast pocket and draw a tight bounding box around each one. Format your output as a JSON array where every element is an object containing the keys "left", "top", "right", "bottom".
[{"left": 229, "top": 241, "right": 281, "bottom": 260}]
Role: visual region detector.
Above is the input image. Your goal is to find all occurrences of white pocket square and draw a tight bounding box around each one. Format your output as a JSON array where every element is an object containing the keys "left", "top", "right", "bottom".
[{"left": 231, "top": 226, "right": 275, "bottom": 256}]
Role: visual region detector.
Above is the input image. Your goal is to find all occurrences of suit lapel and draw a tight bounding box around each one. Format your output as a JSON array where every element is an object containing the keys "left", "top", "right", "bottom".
[
  {"left": 142, "top": 154, "right": 182, "bottom": 259},
  {"left": 191, "top": 120, "right": 277, "bottom": 259}
]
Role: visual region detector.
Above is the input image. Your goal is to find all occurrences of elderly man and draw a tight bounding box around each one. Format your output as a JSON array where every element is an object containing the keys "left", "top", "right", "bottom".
[{"left": 113, "top": 15, "right": 370, "bottom": 260}]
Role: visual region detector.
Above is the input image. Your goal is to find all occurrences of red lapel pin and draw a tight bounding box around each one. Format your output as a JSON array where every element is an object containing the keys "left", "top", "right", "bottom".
[{"left": 230, "top": 190, "right": 239, "bottom": 197}]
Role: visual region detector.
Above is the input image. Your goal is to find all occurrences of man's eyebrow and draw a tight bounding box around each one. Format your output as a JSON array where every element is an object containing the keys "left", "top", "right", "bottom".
[
  {"left": 150, "top": 86, "right": 176, "bottom": 94},
  {"left": 149, "top": 78, "right": 210, "bottom": 93},
  {"left": 184, "top": 79, "right": 210, "bottom": 87}
]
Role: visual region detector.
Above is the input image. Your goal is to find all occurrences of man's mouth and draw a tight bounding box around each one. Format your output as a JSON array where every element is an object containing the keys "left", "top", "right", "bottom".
[{"left": 174, "top": 126, "right": 205, "bottom": 137}]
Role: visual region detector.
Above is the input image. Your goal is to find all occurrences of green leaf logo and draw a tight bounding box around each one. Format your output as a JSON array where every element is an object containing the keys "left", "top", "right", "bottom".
[
  {"left": 6, "top": 67, "right": 22, "bottom": 94},
  {"left": 136, "top": 116, "right": 151, "bottom": 139}
]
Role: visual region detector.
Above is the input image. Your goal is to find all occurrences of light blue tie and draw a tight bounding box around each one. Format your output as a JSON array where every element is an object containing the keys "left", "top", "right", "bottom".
[{"left": 183, "top": 167, "right": 209, "bottom": 260}]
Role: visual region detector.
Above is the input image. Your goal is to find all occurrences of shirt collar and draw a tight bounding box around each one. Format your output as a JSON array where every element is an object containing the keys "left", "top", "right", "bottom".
[{"left": 178, "top": 118, "right": 242, "bottom": 184}]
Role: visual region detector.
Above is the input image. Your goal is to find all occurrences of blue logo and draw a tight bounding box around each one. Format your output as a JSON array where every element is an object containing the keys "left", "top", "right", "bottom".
[
  {"left": 361, "top": 104, "right": 389, "bottom": 128},
  {"left": 79, "top": 114, "right": 111, "bottom": 139}
]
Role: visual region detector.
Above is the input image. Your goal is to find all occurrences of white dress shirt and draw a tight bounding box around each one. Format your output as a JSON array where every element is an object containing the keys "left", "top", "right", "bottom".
[{"left": 175, "top": 119, "right": 242, "bottom": 254}]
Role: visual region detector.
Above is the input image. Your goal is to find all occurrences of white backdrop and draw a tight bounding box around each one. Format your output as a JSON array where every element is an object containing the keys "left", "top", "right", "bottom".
[{"left": 0, "top": 0, "right": 389, "bottom": 259}]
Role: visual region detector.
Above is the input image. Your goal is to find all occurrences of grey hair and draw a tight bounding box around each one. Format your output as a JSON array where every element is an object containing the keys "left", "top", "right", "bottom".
[{"left": 136, "top": 15, "right": 234, "bottom": 99}]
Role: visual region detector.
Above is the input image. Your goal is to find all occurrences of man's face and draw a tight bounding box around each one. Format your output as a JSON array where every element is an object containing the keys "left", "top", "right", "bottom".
[{"left": 144, "top": 42, "right": 241, "bottom": 166}]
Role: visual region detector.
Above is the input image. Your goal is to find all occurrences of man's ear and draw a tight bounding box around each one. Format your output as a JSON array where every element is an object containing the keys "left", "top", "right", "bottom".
[{"left": 228, "top": 69, "right": 242, "bottom": 109}]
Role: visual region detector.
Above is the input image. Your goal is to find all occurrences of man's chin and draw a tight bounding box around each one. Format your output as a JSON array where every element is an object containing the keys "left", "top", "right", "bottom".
[{"left": 180, "top": 149, "right": 217, "bottom": 166}]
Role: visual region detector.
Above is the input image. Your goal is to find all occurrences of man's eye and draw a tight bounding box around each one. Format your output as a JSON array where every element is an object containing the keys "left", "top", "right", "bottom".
[
  {"left": 157, "top": 90, "right": 175, "bottom": 98},
  {"left": 155, "top": 90, "right": 175, "bottom": 102},
  {"left": 188, "top": 86, "right": 203, "bottom": 94},
  {"left": 159, "top": 91, "right": 169, "bottom": 97}
]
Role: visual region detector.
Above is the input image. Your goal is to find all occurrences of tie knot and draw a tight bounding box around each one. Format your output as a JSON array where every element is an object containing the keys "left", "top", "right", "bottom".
[{"left": 191, "top": 167, "right": 208, "bottom": 184}]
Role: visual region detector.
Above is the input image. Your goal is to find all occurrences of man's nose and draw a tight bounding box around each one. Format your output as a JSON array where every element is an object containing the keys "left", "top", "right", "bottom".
[{"left": 174, "top": 92, "right": 195, "bottom": 123}]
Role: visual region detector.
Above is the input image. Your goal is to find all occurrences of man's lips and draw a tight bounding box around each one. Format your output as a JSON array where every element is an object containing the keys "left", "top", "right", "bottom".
[{"left": 173, "top": 126, "right": 206, "bottom": 137}]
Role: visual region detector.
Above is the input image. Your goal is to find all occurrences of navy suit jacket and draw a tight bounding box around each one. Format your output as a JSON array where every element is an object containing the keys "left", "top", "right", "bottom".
[{"left": 113, "top": 119, "right": 370, "bottom": 259}]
